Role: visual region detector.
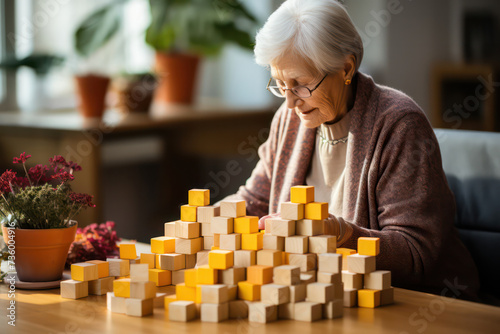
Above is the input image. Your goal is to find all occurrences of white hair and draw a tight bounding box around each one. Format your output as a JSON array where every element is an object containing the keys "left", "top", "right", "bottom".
[{"left": 254, "top": 0, "right": 363, "bottom": 75}]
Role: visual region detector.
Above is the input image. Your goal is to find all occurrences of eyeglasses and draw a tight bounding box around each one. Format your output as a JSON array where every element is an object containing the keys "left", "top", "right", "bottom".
[{"left": 266, "top": 74, "right": 328, "bottom": 99}]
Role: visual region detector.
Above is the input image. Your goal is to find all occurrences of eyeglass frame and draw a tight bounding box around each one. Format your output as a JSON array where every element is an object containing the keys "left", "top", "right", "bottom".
[{"left": 266, "top": 74, "right": 328, "bottom": 99}]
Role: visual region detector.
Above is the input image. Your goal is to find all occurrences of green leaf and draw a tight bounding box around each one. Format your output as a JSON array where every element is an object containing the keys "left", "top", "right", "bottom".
[{"left": 215, "top": 21, "right": 255, "bottom": 51}]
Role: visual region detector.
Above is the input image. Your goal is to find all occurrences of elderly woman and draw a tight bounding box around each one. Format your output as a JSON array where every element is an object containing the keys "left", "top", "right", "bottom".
[{"left": 224, "top": 0, "right": 479, "bottom": 300}]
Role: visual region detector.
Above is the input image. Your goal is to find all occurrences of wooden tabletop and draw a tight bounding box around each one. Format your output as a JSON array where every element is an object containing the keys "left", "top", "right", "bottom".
[{"left": 0, "top": 284, "right": 498, "bottom": 333}]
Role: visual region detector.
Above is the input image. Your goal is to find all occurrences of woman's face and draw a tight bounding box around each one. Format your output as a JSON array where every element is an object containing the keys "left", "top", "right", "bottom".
[{"left": 271, "top": 57, "right": 349, "bottom": 128}]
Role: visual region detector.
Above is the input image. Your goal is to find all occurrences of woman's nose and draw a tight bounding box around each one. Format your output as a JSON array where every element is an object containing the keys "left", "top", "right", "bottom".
[{"left": 285, "top": 90, "right": 304, "bottom": 110}]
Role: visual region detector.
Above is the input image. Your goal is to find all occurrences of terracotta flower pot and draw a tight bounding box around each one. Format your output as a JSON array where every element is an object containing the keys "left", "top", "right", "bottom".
[
  {"left": 111, "top": 74, "right": 156, "bottom": 114},
  {"left": 75, "top": 74, "right": 110, "bottom": 118},
  {"left": 2, "top": 223, "right": 77, "bottom": 282},
  {"left": 153, "top": 53, "right": 200, "bottom": 105}
]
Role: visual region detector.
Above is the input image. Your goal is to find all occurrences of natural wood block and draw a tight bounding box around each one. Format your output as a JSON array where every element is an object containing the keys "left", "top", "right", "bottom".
[
  {"left": 107, "top": 258, "right": 130, "bottom": 277},
  {"left": 201, "top": 302, "right": 229, "bottom": 323},
  {"left": 130, "top": 263, "right": 149, "bottom": 282},
  {"left": 358, "top": 289, "right": 381, "bottom": 308},
  {"left": 289, "top": 284, "right": 307, "bottom": 302},
  {"left": 290, "top": 186, "right": 314, "bottom": 204},
  {"left": 219, "top": 267, "right": 246, "bottom": 285},
  {"left": 184, "top": 269, "right": 197, "bottom": 287},
  {"left": 175, "top": 237, "right": 202, "bottom": 254},
  {"left": 139, "top": 253, "right": 155, "bottom": 269},
  {"left": 219, "top": 233, "right": 241, "bottom": 250},
  {"left": 238, "top": 281, "right": 261, "bottom": 301},
  {"left": 163, "top": 294, "right": 177, "bottom": 311},
  {"left": 358, "top": 237, "right": 380, "bottom": 256},
  {"left": 269, "top": 218, "right": 296, "bottom": 237},
  {"left": 334, "top": 282, "right": 344, "bottom": 299},
  {"left": 197, "top": 206, "right": 220, "bottom": 223},
  {"left": 285, "top": 236, "right": 309, "bottom": 254},
  {"left": 185, "top": 253, "right": 196, "bottom": 269},
  {"left": 71, "top": 263, "right": 98, "bottom": 281},
  {"left": 180, "top": 204, "right": 197, "bottom": 222},
  {"left": 228, "top": 300, "right": 249, "bottom": 319},
  {"left": 176, "top": 283, "right": 196, "bottom": 302},
  {"left": 248, "top": 302, "right": 277, "bottom": 323},
  {"left": 119, "top": 243, "right": 137, "bottom": 260},
  {"left": 130, "top": 280, "right": 156, "bottom": 300},
  {"left": 318, "top": 253, "right": 342, "bottom": 273},
  {"left": 342, "top": 270, "right": 363, "bottom": 289},
  {"left": 323, "top": 299, "right": 343, "bottom": 319},
  {"left": 211, "top": 217, "right": 234, "bottom": 234},
  {"left": 126, "top": 298, "right": 153, "bottom": 317},
  {"left": 280, "top": 202, "right": 305, "bottom": 220},
  {"left": 169, "top": 301, "right": 197, "bottom": 322},
  {"left": 304, "top": 270, "right": 317, "bottom": 281},
  {"left": 294, "top": 301, "right": 323, "bottom": 322},
  {"left": 261, "top": 284, "right": 290, "bottom": 305},
  {"left": 213, "top": 233, "right": 220, "bottom": 247},
  {"left": 188, "top": 189, "right": 210, "bottom": 206},
  {"left": 247, "top": 265, "right": 273, "bottom": 285},
  {"left": 61, "top": 280, "right": 88, "bottom": 299},
  {"left": 148, "top": 269, "right": 171, "bottom": 286},
  {"left": 283, "top": 252, "right": 290, "bottom": 264},
  {"left": 263, "top": 234, "right": 285, "bottom": 251},
  {"left": 337, "top": 248, "right": 357, "bottom": 270},
  {"left": 306, "top": 283, "right": 334, "bottom": 303},
  {"left": 220, "top": 200, "right": 246, "bottom": 218},
  {"left": 234, "top": 216, "right": 259, "bottom": 234},
  {"left": 344, "top": 288, "right": 358, "bottom": 307},
  {"left": 289, "top": 253, "right": 317, "bottom": 272},
  {"left": 196, "top": 250, "right": 210, "bottom": 267},
  {"left": 171, "top": 269, "right": 185, "bottom": 285},
  {"left": 158, "top": 253, "right": 186, "bottom": 271},
  {"left": 175, "top": 221, "right": 200, "bottom": 239},
  {"left": 317, "top": 272, "right": 341, "bottom": 285},
  {"left": 107, "top": 292, "right": 126, "bottom": 313},
  {"left": 304, "top": 202, "right": 328, "bottom": 220},
  {"left": 241, "top": 232, "right": 263, "bottom": 250},
  {"left": 278, "top": 303, "right": 295, "bottom": 319},
  {"left": 234, "top": 250, "right": 256, "bottom": 267},
  {"left": 296, "top": 219, "right": 323, "bottom": 236},
  {"left": 204, "top": 236, "right": 214, "bottom": 250},
  {"left": 380, "top": 287, "right": 394, "bottom": 306},
  {"left": 128, "top": 257, "right": 141, "bottom": 266},
  {"left": 196, "top": 265, "right": 218, "bottom": 284},
  {"left": 273, "top": 265, "right": 300, "bottom": 285},
  {"left": 227, "top": 284, "right": 238, "bottom": 301},
  {"left": 208, "top": 250, "right": 234, "bottom": 270},
  {"left": 347, "top": 254, "right": 376, "bottom": 274},
  {"left": 86, "top": 260, "right": 109, "bottom": 278},
  {"left": 201, "top": 223, "right": 213, "bottom": 237},
  {"left": 300, "top": 273, "right": 315, "bottom": 285},
  {"left": 113, "top": 278, "right": 131, "bottom": 298},
  {"left": 153, "top": 292, "right": 167, "bottom": 308},
  {"left": 257, "top": 249, "right": 283, "bottom": 267},
  {"left": 364, "top": 270, "right": 391, "bottom": 290},
  {"left": 201, "top": 284, "right": 228, "bottom": 304},
  {"left": 164, "top": 221, "right": 176, "bottom": 237},
  {"left": 151, "top": 236, "right": 175, "bottom": 254},
  {"left": 309, "top": 235, "right": 336, "bottom": 253},
  {"left": 264, "top": 218, "right": 273, "bottom": 233},
  {"left": 88, "top": 276, "right": 114, "bottom": 295}
]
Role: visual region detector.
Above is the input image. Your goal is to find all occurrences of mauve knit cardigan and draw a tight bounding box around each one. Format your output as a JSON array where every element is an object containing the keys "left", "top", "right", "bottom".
[{"left": 226, "top": 72, "right": 480, "bottom": 300}]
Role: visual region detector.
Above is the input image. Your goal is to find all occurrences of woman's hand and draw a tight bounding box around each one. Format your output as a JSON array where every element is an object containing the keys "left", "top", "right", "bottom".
[{"left": 258, "top": 213, "right": 281, "bottom": 230}]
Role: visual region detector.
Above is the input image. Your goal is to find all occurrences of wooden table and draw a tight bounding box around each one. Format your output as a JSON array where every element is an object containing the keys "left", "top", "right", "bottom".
[{"left": 0, "top": 284, "right": 498, "bottom": 333}]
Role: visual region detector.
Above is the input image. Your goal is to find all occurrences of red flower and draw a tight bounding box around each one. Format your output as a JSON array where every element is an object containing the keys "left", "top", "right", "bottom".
[
  {"left": 70, "top": 192, "right": 96, "bottom": 208},
  {"left": 0, "top": 170, "right": 17, "bottom": 194},
  {"left": 52, "top": 170, "right": 75, "bottom": 183},
  {"left": 28, "top": 164, "right": 51, "bottom": 185},
  {"left": 13, "top": 177, "right": 30, "bottom": 189},
  {"left": 13, "top": 152, "right": 31, "bottom": 164}
]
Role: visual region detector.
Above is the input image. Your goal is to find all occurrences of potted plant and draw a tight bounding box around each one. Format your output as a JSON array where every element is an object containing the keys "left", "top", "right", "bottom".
[
  {"left": 110, "top": 72, "right": 157, "bottom": 114},
  {"left": 0, "top": 153, "right": 95, "bottom": 282}
]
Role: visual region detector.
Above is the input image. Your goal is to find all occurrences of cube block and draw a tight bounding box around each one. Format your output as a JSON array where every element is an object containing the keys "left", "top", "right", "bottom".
[
  {"left": 296, "top": 219, "right": 323, "bottom": 236},
  {"left": 113, "top": 278, "right": 131, "bottom": 298},
  {"left": 86, "top": 260, "right": 109, "bottom": 278},
  {"left": 285, "top": 236, "right": 309, "bottom": 254},
  {"left": 280, "top": 202, "right": 304, "bottom": 220},
  {"left": 309, "top": 235, "right": 336, "bottom": 254},
  {"left": 184, "top": 269, "right": 197, "bottom": 287},
  {"left": 139, "top": 253, "right": 155, "bottom": 269},
  {"left": 219, "top": 267, "right": 246, "bottom": 285},
  {"left": 197, "top": 206, "right": 220, "bottom": 223},
  {"left": 290, "top": 186, "right": 314, "bottom": 204},
  {"left": 126, "top": 298, "right": 153, "bottom": 317},
  {"left": 342, "top": 270, "right": 364, "bottom": 290},
  {"left": 289, "top": 253, "right": 317, "bottom": 272},
  {"left": 211, "top": 217, "right": 234, "bottom": 234},
  {"left": 273, "top": 265, "right": 301, "bottom": 286},
  {"left": 208, "top": 250, "right": 234, "bottom": 270},
  {"left": 159, "top": 253, "right": 185, "bottom": 271},
  {"left": 107, "top": 292, "right": 126, "bottom": 313},
  {"left": 358, "top": 237, "right": 380, "bottom": 256},
  {"left": 347, "top": 254, "right": 376, "bottom": 274},
  {"left": 169, "top": 301, "right": 197, "bottom": 322},
  {"left": 164, "top": 221, "right": 176, "bottom": 237},
  {"left": 130, "top": 280, "right": 156, "bottom": 300},
  {"left": 176, "top": 283, "right": 196, "bottom": 302},
  {"left": 289, "top": 284, "right": 307, "bottom": 302},
  {"left": 344, "top": 288, "right": 358, "bottom": 307},
  {"left": 304, "top": 202, "right": 328, "bottom": 220},
  {"left": 196, "top": 265, "right": 218, "bottom": 285},
  {"left": 61, "top": 280, "right": 88, "bottom": 299},
  {"left": 188, "top": 189, "right": 210, "bottom": 206},
  {"left": 180, "top": 204, "right": 197, "bottom": 222},
  {"left": 201, "top": 284, "right": 228, "bottom": 304},
  {"left": 148, "top": 269, "right": 171, "bottom": 286},
  {"left": 201, "top": 303, "right": 229, "bottom": 323},
  {"left": 247, "top": 265, "right": 273, "bottom": 285},
  {"left": 323, "top": 299, "right": 343, "bottom": 319},
  {"left": 269, "top": 219, "right": 296, "bottom": 237},
  {"left": 219, "top": 233, "right": 241, "bottom": 251},
  {"left": 241, "top": 232, "right": 263, "bottom": 251},
  {"left": 256, "top": 249, "right": 283, "bottom": 267},
  {"left": 234, "top": 250, "right": 256, "bottom": 267},
  {"left": 248, "top": 303, "right": 277, "bottom": 323},
  {"left": 234, "top": 216, "right": 259, "bottom": 234},
  {"left": 364, "top": 270, "right": 391, "bottom": 290},
  {"left": 220, "top": 200, "right": 246, "bottom": 218},
  {"left": 228, "top": 300, "right": 249, "bottom": 319},
  {"left": 151, "top": 236, "right": 175, "bottom": 254},
  {"left": 175, "top": 221, "right": 200, "bottom": 239},
  {"left": 238, "top": 281, "right": 261, "bottom": 301},
  {"left": 318, "top": 253, "right": 342, "bottom": 273},
  {"left": 119, "top": 243, "right": 137, "bottom": 260},
  {"left": 261, "top": 284, "right": 290, "bottom": 305},
  {"left": 88, "top": 276, "right": 114, "bottom": 296},
  {"left": 294, "top": 301, "right": 323, "bottom": 322},
  {"left": 380, "top": 287, "right": 394, "bottom": 306},
  {"left": 358, "top": 289, "right": 381, "bottom": 308},
  {"left": 306, "top": 283, "right": 334, "bottom": 303},
  {"left": 107, "top": 258, "right": 130, "bottom": 277},
  {"left": 71, "top": 263, "right": 98, "bottom": 282},
  {"left": 317, "top": 272, "right": 341, "bottom": 285},
  {"left": 263, "top": 234, "right": 285, "bottom": 251},
  {"left": 175, "top": 237, "right": 203, "bottom": 255}
]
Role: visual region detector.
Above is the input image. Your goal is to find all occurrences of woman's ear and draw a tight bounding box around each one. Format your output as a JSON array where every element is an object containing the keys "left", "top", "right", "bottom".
[{"left": 343, "top": 54, "right": 357, "bottom": 80}]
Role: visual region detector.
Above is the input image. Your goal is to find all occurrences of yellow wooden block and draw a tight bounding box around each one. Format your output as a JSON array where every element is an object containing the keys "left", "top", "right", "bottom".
[
  {"left": 304, "top": 202, "right": 329, "bottom": 220},
  {"left": 184, "top": 269, "right": 197, "bottom": 287},
  {"left": 358, "top": 289, "right": 381, "bottom": 308},
  {"left": 155, "top": 254, "right": 161, "bottom": 269},
  {"left": 247, "top": 265, "right": 273, "bottom": 285},
  {"left": 241, "top": 232, "right": 263, "bottom": 251},
  {"left": 196, "top": 265, "right": 218, "bottom": 285},
  {"left": 86, "top": 260, "right": 109, "bottom": 278},
  {"left": 188, "top": 189, "right": 210, "bottom": 206},
  {"left": 234, "top": 216, "right": 259, "bottom": 234},
  {"left": 211, "top": 246, "right": 220, "bottom": 251},
  {"left": 208, "top": 250, "right": 234, "bottom": 270},
  {"left": 181, "top": 205, "right": 197, "bottom": 222},
  {"left": 195, "top": 285, "right": 204, "bottom": 304},
  {"left": 237, "top": 281, "right": 261, "bottom": 301},
  {"left": 119, "top": 243, "right": 137, "bottom": 260},
  {"left": 176, "top": 283, "right": 196, "bottom": 302},
  {"left": 71, "top": 263, "right": 98, "bottom": 282},
  {"left": 151, "top": 236, "right": 175, "bottom": 254},
  {"left": 282, "top": 252, "right": 289, "bottom": 265},
  {"left": 149, "top": 269, "right": 172, "bottom": 286},
  {"left": 113, "top": 278, "right": 131, "bottom": 298},
  {"left": 290, "top": 185, "right": 315, "bottom": 204},
  {"left": 140, "top": 253, "right": 155, "bottom": 269},
  {"left": 164, "top": 295, "right": 177, "bottom": 314},
  {"left": 358, "top": 237, "right": 380, "bottom": 256}
]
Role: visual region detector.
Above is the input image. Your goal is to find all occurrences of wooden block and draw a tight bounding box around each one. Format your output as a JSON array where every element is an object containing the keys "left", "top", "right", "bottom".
[
  {"left": 163, "top": 294, "right": 177, "bottom": 311},
  {"left": 196, "top": 265, "right": 218, "bottom": 284},
  {"left": 364, "top": 270, "right": 391, "bottom": 290},
  {"left": 342, "top": 270, "right": 363, "bottom": 289},
  {"left": 155, "top": 254, "right": 161, "bottom": 269},
  {"left": 201, "top": 302, "right": 229, "bottom": 323},
  {"left": 196, "top": 250, "right": 210, "bottom": 267},
  {"left": 241, "top": 232, "right": 263, "bottom": 250},
  {"left": 269, "top": 218, "right": 296, "bottom": 237},
  {"left": 113, "top": 278, "right": 131, "bottom": 298},
  {"left": 317, "top": 272, "right": 341, "bottom": 285},
  {"left": 309, "top": 235, "right": 336, "bottom": 253},
  {"left": 358, "top": 237, "right": 380, "bottom": 256},
  {"left": 289, "top": 284, "right": 307, "bottom": 302},
  {"left": 237, "top": 281, "right": 261, "bottom": 301},
  {"left": 153, "top": 292, "right": 167, "bottom": 308},
  {"left": 184, "top": 269, "right": 197, "bottom": 287},
  {"left": 263, "top": 234, "right": 285, "bottom": 251},
  {"left": 130, "top": 263, "right": 150, "bottom": 282},
  {"left": 380, "top": 287, "right": 394, "bottom": 306},
  {"left": 264, "top": 218, "right": 273, "bottom": 233},
  {"left": 290, "top": 185, "right": 314, "bottom": 204},
  {"left": 197, "top": 206, "right": 220, "bottom": 223},
  {"left": 148, "top": 269, "right": 171, "bottom": 286},
  {"left": 281, "top": 202, "right": 305, "bottom": 220},
  {"left": 306, "top": 283, "right": 334, "bottom": 303},
  {"left": 323, "top": 299, "right": 343, "bottom": 319},
  {"left": 107, "top": 292, "right": 126, "bottom": 313},
  {"left": 247, "top": 265, "right": 273, "bottom": 285},
  {"left": 139, "top": 253, "right": 155, "bottom": 269},
  {"left": 201, "top": 223, "right": 213, "bottom": 237},
  {"left": 285, "top": 236, "right": 309, "bottom": 254},
  {"left": 228, "top": 300, "right": 249, "bottom": 319},
  {"left": 318, "top": 253, "right": 342, "bottom": 273},
  {"left": 208, "top": 250, "right": 234, "bottom": 270},
  {"left": 278, "top": 303, "right": 295, "bottom": 319},
  {"left": 227, "top": 284, "right": 237, "bottom": 301},
  {"left": 175, "top": 237, "right": 202, "bottom": 254},
  {"left": 185, "top": 253, "right": 196, "bottom": 269},
  {"left": 273, "top": 265, "right": 300, "bottom": 285},
  {"left": 296, "top": 219, "right": 323, "bottom": 236},
  {"left": 211, "top": 217, "right": 234, "bottom": 234},
  {"left": 119, "top": 243, "right": 137, "bottom": 260},
  {"left": 158, "top": 253, "right": 186, "bottom": 271},
  {"left": 203, "top": 236, "right": 214, "bottom": 250},
  {"left": 344, "top": 288, "right": 358, "bottom": 307},
  {"left": 304, "top": 202, "right": 328, "bottom": 220},
  {"left": 261, "top": 284, "right": 290, "bottom": 305},
  {"left": 257, "top": 249, "right": 283, "bottom": 267},
  {"left": 294, "top": 301, "right": 323, "bottom": 322},
  {"left": 358, "top": 289, "right": 381, "bottom": 308},
  {"left": 126, "top": 298, "right": 153, "bottom": 317},
  {"left": 176, "top": 283, "right": 196, "bottom": 302},
  {"left": 128, "top": 257, "right": 141, "bottom": 266},
  {"left": 71, "top": 263, "right": 98, "bottom": 281},
  {"left": 300, "top": 273, "right": 315, "bottom": 285},
  {"left": 234, "top": 250, "right": 256, "bottom": 267},
  {"left": 188, "top": 189, "right": 210, "bottom": 206},
  {"left": 86, "top": 260, "right": 109, "bottom": 278},
  {"left": 169, "top": 301, "right": 197, "bottom": 322},
  {"left": 181, "top": 204, "right": 197, "bottom": 222},
  {"left": 107, "top": 258, "right": 130, "bottom": 277},
  {"left": 130, "top": 280, "right": 156, "bottom": 300},
  {"left": 347, "top": 254, "right": 376, "bottom": 274},
  {"left": 334, "top": 282, "right": 344, "bottom": 299},
  {"left": 151, "top": 236, "right": 175, "bottom": 254},
  {"left": 172, "top": 269, "right": 185, "bottom": 285},
  {"left": 201, "top": 284, "right": 228, "bottom": 304},
  {"left": 175, "top": 221, "right": 200, "bottom": 239},
  {"left": 220, "top": 200, "right": 246, "bottom": 218},
  {"left": 336, "top": 248, "right": 357, "bottom": 270},
  {"left": 60, "top": 280, "right": 88, "bottom": 299},
  {"left": 289, "top": 253, "right": 317, "bottom": 272},
  {"left": 164, "top": 221, "right": 176, "bottom": 237},
  {"left": 304, "top": 270, "right": 317, "bottom": 282},
  {"left": 248, "top": 302, "right": 277, "bottom": 323},
  {"left": 88, "top": 276, "right": 114, "bottom": 295},
  {"left": 213, "top": 233, "right": 220, "bottom": 247},
  {"left": 234, "top": 216, "right": 259, "bottom": 234},
  {"left": 219, "top": 267, "right": 246, "bottom": 285},
  {"left": 219, "top": 233, "right": 241, "bottom": 250}
]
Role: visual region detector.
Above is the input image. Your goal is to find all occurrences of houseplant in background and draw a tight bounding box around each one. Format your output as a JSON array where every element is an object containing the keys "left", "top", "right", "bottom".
[{"left": 0, "top": 153, "right": 95, "bottom": 283}]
